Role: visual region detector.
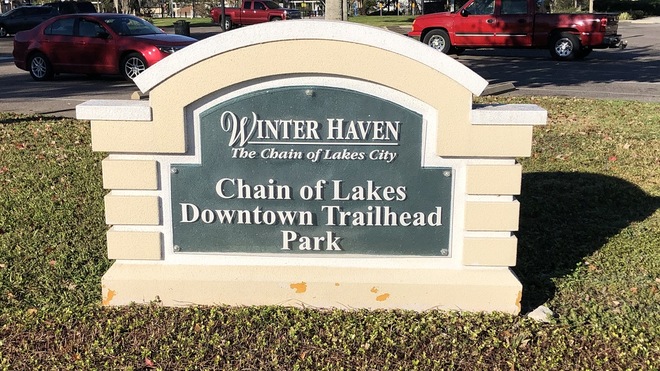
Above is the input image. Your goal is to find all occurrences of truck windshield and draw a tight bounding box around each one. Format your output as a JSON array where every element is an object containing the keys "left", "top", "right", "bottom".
[
  {"left": 453, "top": 0, "right": 470, "bottom": 11},
  {"left": 464, "top": 0, "right": 495, "bottom": 14},
  {"left": 263, "top": 0, "right": 283, "bottom": 9}
]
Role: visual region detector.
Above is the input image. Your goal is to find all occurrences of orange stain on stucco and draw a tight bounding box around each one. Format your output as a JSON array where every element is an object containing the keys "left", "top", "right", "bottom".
[
  {"left": 376, "top": 293, "right": 390, "bottom": 301},
  {"left": 370, "top": 287, "right": 378, "bottom": 293},
  {"left": 290, "top": 282, "right": 307, "bottom": 293},
  {"left": 102, "top": 289, "right": 116, "bottom": 306}
]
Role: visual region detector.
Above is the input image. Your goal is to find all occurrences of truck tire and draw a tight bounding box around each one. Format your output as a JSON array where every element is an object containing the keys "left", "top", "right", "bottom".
[
  {"left": 223, "top": 17, "right": 232, "bottom": 31},
  {"left": 0, "top": 25, "right": 8, "bottom": 38},
  {"left": 550, "top": 32, "right": 580, "bottom": 61},
  {"left": 423, "top": 30, "right": 451, "bottom": 54},
  {"left": 270, "top": 16, "right": 282, "bottom": 21}
]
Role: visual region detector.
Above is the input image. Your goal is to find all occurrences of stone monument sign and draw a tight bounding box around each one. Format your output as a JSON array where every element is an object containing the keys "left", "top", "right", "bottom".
[{"left": 77, "top": 20, "right": 546, "bottom": 313}]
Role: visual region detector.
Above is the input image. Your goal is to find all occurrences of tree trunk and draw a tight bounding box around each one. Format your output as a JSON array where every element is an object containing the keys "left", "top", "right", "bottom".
[{"left": 325, "top": 0, "right": 346, "bottom": 20}]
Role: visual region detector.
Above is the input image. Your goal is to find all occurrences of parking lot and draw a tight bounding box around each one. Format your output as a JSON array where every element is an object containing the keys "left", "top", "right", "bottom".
[{"left": 0, "top": 20, "right": 658, "bottom": 118}]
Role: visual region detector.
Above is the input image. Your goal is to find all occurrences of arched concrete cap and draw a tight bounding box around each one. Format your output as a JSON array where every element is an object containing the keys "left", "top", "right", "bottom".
[{"left": 134, "top": 20, "right": 488, "bottom": 96}]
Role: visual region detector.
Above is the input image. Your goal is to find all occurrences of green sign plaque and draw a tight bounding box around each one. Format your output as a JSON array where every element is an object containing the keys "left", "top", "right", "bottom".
[{"left": 170, "top": 86, "right": 452, "bottom": 255}]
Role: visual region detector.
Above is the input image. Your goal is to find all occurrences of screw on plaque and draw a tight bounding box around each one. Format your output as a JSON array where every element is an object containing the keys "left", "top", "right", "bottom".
[
  {"left": 441, "top": 249, "right": 449, "bottom": 256},
  {"left": 171, "top": 167, "right": 178, "bottom": 174},
  {"left": 443, "top": 170, "right": 451, "bottom": 177},
  {"left": 305, "top": 89, "right": 316, "bottom": 97},
  {"left": 173, "top": 245, "right": 180, "bottom": 252}
]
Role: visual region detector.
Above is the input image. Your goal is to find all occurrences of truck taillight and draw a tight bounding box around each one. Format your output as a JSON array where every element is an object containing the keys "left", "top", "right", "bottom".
[{"left": 600, "top": 17, "right": 608, "bottom": 32}]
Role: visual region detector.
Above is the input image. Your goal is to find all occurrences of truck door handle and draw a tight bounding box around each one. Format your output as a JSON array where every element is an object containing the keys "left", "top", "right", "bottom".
[{"left": 486, "top": 18, "right": 495, "bottom": 24}]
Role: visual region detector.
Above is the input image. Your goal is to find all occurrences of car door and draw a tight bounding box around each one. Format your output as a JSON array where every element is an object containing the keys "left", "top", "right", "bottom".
[
  {"left": 72, "top": 18, "right": 117, "bottom": 74},
  {"left": 495, "top": 0, "right": 533, "bottom": 46},
  {"left": 452, "top": 0, "right": 498, "bottom": 47},
  {"left": 240, "top": 1, "right": 255, "bottom": 24},
  {"left": 41, "top": 17, "right": 77, "bottom": 71},
  {"left": 251, "top": 1, "right": 270, "bottom": 23}
]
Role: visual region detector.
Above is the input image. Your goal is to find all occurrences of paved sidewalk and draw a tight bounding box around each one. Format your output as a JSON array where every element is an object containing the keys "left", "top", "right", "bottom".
[{"left": 628, "top": 16, "right": 660, "bottom": 24}]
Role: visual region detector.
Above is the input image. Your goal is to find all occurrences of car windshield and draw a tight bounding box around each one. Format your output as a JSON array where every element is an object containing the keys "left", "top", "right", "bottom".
[
  {"left": 263, "top": 1, "right": 282, "bottom": 9},
  {"left": 105, "top": 16, "right": 163, "bottom": 36}
]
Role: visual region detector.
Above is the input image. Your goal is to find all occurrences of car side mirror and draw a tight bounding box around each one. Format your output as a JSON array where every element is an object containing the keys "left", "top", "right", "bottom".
[{"left": 460, "top": 9, "right": 469, "bottom": 16}]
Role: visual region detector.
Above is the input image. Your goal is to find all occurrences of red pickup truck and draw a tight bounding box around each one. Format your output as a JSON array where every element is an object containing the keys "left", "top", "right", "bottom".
[
  {"left": 408, "top": 0, "right": 624, "bottom": 60},
  {"left": 211, "top": 0, "right": 301, "bottom": 30}
]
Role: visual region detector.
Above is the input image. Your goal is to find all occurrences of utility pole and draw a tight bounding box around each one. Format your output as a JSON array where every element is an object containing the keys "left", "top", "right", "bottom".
[{"left": 221, "top": 0, "right": 226, "bottom": 31}]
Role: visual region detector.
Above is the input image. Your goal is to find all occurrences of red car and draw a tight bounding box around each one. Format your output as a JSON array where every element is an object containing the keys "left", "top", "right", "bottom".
[{"left": 13, "top": 13, "right": 196, "bottom": 81}]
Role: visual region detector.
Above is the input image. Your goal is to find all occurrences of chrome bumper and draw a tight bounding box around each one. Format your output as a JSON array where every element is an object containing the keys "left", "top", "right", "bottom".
[{"left": 603, "top": 34, "right": 627, "bottom": 49}]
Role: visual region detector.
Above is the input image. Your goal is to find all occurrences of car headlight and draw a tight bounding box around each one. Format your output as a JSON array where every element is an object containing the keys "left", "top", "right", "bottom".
[{"left": 157, "top": 45, "right": 186, "bottom": 54}]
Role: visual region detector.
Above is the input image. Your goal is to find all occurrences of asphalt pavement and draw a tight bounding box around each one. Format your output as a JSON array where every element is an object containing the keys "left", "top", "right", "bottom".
[{"left": 0, "top": 18, "right": 658, "bottom": 118}]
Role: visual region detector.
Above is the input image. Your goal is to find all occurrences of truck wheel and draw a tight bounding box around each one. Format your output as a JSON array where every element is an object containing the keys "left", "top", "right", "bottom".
[
  {"left": 223, "top": 17, "right": 232, "bottom": 31},
  {"left": 550, "top": 32, "right": 580, "bottom": 61},
  {"left": 0, "top": 25, "right": 8, "bottom": 38},
  {"left": 270, "top": 17, "right": 282, "bottom": 21},
  {"left": 423, "top": 30, "right": 451, "bottom": 54},
  {"left": 29, "top": 52, "right": 54, "bottom": 81}
]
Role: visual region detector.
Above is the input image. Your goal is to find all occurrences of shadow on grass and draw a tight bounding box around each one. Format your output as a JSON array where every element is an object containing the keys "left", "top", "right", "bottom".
[
  {"left": 0, "top": 114, "right": 69, "bottom": 125},
  {"left": 515, "top": 172, "right": 660, "bottom": 313}
]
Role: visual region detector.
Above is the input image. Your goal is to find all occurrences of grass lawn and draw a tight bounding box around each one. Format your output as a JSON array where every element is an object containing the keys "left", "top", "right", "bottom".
[
  {"left": 0, "top": 97, "right": 658, "bottom": 369},
  {"left": 349, "top": 15, "right": 415, "bottom": 27}
]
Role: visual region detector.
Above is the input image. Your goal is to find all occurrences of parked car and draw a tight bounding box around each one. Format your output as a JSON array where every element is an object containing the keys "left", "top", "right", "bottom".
[
  {"left": 0, "top": 6, "right": 59, "bottom": 37},
  {"left": 210, "top": 0, "right": 301, "bottom": 31},
  {"left": 43, "top": 1, "right": 98, "bottom": 14},
  {"left": 408, "top": 0, "right": 624, "bottom": 60},
  {"left": 13, "top": 13, "right": 197, "bottom": 81}
]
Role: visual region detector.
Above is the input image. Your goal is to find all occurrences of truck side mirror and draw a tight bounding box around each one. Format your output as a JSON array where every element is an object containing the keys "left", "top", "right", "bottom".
[{"left": 460, "top": 9, "right": 469, "bottom": 16}]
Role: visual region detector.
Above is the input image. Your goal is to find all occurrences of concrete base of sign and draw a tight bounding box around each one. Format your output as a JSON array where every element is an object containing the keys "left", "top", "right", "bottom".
[{"left": 102, "top": 262, "right": 522, "bottom": 313}]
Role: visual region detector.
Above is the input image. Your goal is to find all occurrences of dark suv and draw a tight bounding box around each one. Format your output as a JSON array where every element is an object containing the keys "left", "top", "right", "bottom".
[
  {"left": 0, "top": 6, "right": 59, "bottom": 37},
  {"left": 43, "top": 1, "right": 97, "bottom": 14}
]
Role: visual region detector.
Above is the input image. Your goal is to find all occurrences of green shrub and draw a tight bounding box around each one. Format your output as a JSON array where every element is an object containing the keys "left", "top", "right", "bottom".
[
  {"left": 618, "top": 11, "right": 632, "bottom": 20},
  {"left": 596, "top": 0, "right": 660, "bottom": 15}
]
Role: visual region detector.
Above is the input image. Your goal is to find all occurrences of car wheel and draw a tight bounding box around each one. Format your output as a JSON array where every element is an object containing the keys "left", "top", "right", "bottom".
[
  {"left": 550, "top": 32, "right": 580, "bottom": 61},
  {"left": 29, "top": 52, "right": 54, "bottom": 81},
  {"left": 121, "top": 53, "right": 147, "bottom": 81},
  {"left": 223, "top": 17, "right": 232, "bottom": 31},
  {"left": 0, "top": 26, "right": 8, "bottom": 38},
  {"left": 270, "top": 17, "right": 282, "bottom": 21},
  {"left": 423, "top": 29, "right": 451, "bottom": 54}
]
